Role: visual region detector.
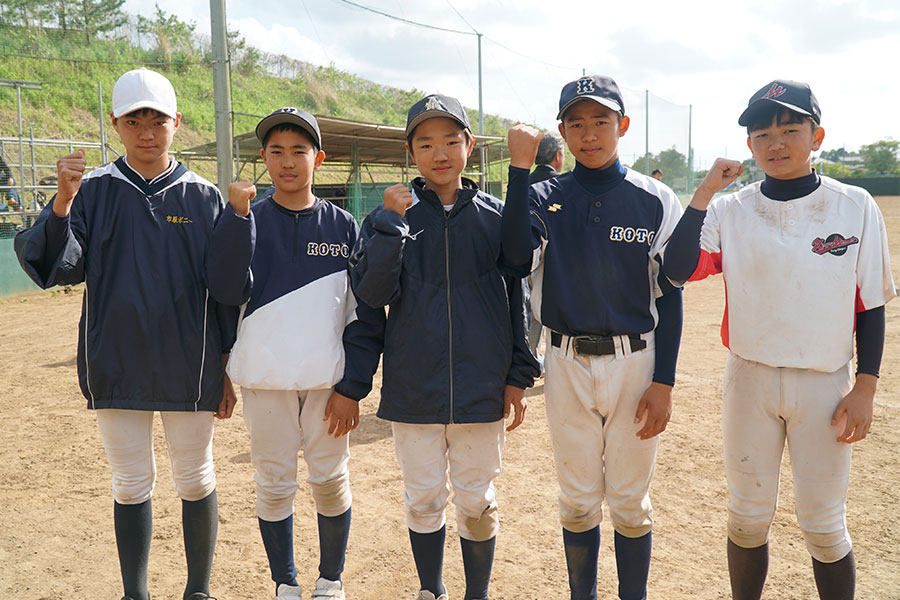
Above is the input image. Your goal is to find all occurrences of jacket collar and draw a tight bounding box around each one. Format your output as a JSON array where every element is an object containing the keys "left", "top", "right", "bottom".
[
  {"left": 410, "top": 176, "right": 479, "bottom": 214},
  {"left": 115, "top": 156, "right": 187, "bottom": 197}
]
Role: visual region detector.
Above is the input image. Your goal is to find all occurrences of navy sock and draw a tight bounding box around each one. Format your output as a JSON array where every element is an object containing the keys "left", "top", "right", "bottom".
[
  {"left": 812, "top": 551, "right": 855, "bottom": 600},
  {"left": 563, "top": 526, "right": 600, "bottom": 600},
  {"left": 182, "top": 490, "right": 218, "bottom": 600},
  {"left": 409, "top": 527, "right": 446, "bottom": 597},
  {"left": 114, "top": 499, "right": 153, "bottom": 600},
  {"left": 614, "top": 531, "right": 651, "bottom": 600},
  {"left": 727, "top": 540, "right": 768, "bottom": 600},
  {"left": 259, "top": 515, "right": 299, "bottom": 589},
  {"left": 461, "top": 536, "right": 495, "bottom": 600},
  {"left": 318, "top": 508, "right": 351, "bottom": 582}
]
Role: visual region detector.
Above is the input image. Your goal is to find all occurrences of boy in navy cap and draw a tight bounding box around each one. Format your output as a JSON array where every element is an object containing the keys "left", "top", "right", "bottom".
[
  {"left": 504, "top": 74, "right": 685, "bottom": 600},
  {"left": 346, "top": 94, "right": 539, "bottom": 600},
  {"left": 663, "top": 80, "right": 894, "bottom": 600},
  {"left": 208, "top": 107, "right": 383, "bottom": 600}
]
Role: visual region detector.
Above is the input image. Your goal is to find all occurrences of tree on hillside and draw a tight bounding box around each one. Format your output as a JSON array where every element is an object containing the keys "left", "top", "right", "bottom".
[
  {"left": 859, "top": 139, "right": 899, "bottom": 175},
  {"left": 75, "top": 0, "right": 126, "bottom": 42},
  {"left": 136, "top": 4, "right": 197, "bottom": 64},
  {"left": 0, "top": 0, "right": 47, "bottom": 27}
]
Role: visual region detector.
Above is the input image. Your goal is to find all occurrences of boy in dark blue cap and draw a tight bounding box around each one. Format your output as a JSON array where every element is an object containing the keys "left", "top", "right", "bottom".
[
  {"left": 346, "top": 93, "right": 539, "bottom": 600},
  {"left": 663, "top": 79, "right": 894, "bottom": 600},
  {"left": 504, "top": 74, "right": 685, "bottom": 600},
  {"left": 208, "top": 106, "right": 384, "bottom": 600}
]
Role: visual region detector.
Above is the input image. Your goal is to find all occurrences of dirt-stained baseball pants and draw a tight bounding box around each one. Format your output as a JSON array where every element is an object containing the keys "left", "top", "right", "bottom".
[
  {"left": 96, "top": 409, "right": 216, "bottom": 504},
  {"left": 544, "top": 331, "right": 658, "bottom": 538},
  {"left": 242, "top": 387, "right": 352, "bottom": 522},
  {"left": 392, "top": 421, "right": 505, "bottom": 542},
  {"left": 723, "top": 353, "right": 853, "bottom": 563}
]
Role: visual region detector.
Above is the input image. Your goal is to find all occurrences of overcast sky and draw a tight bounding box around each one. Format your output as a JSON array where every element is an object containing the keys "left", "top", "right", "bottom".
[{"left": 124, "top": 0, "right": 900, "bottom": 170}]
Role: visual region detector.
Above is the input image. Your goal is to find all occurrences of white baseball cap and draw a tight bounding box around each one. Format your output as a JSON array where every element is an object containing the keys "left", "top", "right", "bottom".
[{"left": 112, "top": 68, "right": 178, "bottom": 119}]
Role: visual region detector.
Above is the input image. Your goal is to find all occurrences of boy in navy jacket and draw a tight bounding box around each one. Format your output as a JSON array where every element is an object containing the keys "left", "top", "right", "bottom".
[
  {"left": 347, "top": 94, "right": 539, "bottom": 600},
  {"left": 15, "top": 68, "right": 235, "bottom": 600}
]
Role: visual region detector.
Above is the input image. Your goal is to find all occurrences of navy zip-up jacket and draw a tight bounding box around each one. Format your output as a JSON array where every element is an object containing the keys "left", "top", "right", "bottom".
[
  {"left": 14, "top": 157, "right": 237, "bottom": 411},
  {"left": 348, "top": 177, "right": 539, "bottom": 424}
]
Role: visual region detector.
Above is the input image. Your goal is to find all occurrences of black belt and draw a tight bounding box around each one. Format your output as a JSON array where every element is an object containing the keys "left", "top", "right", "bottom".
[{"left": 550, "top": 331, "right": 646, "bottom": 356}]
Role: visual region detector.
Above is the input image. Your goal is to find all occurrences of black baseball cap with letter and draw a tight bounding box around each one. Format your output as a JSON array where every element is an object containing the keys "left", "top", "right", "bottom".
[
  {"left": 406, "top": 94, "right": 471, "bottom": 139},
  {"left": 738, "top": 80, "right": 821, "bottom": 126},
  {"left": 255, "top": 106, "right": 322, "bottom": 149},
  {"left": 557, "top": 74, "right": 625, "bottom": 120}
]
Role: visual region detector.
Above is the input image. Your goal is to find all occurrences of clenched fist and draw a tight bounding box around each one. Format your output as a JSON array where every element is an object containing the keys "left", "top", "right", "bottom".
[
  {"left": 689, "top": 158, "right": 744, "bottom": 210},
  {"left": 384, "top": 183, "right": 414, "bottom": 217},
  {"left": 54, "top": 149, "right": 87, "bottom": 217},
  {"left": 507, "top": 123, "right": 544, "bottom": 170},
  {"left": 228, "top": 181, "right": 256, "bottom": 217}
]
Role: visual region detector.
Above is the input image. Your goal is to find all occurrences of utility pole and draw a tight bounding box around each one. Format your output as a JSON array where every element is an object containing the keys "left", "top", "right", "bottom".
[
  {"left": 477, "top": 33, "right": 485, "bottom": 189},
  {"left": 210, "top": 0, "right": 233, "bottom": 195}
]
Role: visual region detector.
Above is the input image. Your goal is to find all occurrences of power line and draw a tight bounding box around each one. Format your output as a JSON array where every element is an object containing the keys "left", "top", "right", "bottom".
[
  {"left": 333, "top": 0, "right": 476, "bottom": 36},
  {"left": 444, "top": 0, "right": 478, "bottom": 33}
]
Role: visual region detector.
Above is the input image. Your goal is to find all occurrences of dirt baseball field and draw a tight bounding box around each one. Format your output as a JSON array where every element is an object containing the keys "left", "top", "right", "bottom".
[{"left": 2, "top": 198, "right": 899, "bottom": 600}]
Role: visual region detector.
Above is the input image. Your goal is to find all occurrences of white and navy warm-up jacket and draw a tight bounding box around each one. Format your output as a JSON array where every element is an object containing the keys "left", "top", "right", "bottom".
[{"left": 207, "top": 191, "right": 383, "bottom": 397}]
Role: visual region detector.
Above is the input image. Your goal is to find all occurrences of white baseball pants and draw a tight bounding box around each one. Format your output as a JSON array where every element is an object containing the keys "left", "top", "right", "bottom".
[
  {"left": 241, "top": 387, "right": 351, "bottom": 521},
  {"left": 392, "top": 421, "right": 505, "bottom": 541},
  {"left": 96, "top": 409, "right": 216, "bottom": 504},
  {"left": 723, "top": 353, "right": 853, "bottom": 563},
  {"left": 544, "top": 332, "right": 658, "bottom": 538}
]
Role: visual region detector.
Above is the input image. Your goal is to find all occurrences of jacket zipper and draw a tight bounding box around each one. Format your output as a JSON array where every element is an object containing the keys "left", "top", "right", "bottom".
[
  {"left": 293, "top": 213, "right": 299, "bottom": 257},
  {"left": 444, "top": 210, "right": 455, "bottom": 423}
]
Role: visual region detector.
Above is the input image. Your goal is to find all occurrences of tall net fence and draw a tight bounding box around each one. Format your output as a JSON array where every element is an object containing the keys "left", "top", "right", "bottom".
[{"left": 618, "top": 88, "right": 693, "bottom": 193}]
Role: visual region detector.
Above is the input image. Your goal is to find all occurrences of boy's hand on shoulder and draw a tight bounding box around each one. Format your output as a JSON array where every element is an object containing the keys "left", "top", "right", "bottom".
[
  {"left": 228, "top": 181, "right": 256, "bottom": 217},
  {"left": 832, "top": 373, "right": 876, "bottom": 443},
  {"left": 384, "top": 183, "right": 414, "bottom": 217},
  {"left": 503, "top": 385, "right": 527, "bottom": 431},
  {"left": 634, "top": 382, "right": 673, "bottom": 440},
  {"left": 324, "top": 390, "right": 360, "bottom": 438},
  {"left": 507, "top": 122, "right": 544, "bottom": 170},
  {"left": 690, "top": 158, "right": 744, "bottom": 210},
  {"left": 54, "top": 149, "right": 87, "bottom": 217}
]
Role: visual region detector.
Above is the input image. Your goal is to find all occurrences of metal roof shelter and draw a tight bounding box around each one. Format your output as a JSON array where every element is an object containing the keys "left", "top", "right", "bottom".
[{"left": 180, "top": 114, "right": 505, "bottom": 221}]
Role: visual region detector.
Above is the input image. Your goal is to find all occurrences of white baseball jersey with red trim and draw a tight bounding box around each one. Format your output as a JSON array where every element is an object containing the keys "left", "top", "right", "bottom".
[{"left": 690, "top": 176, "right": 896, "bottom": 372}]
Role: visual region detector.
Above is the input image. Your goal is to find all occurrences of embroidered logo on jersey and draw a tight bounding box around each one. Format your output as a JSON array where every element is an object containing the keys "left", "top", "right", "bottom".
[
  {"left": 166, "top": 215, "right": 193, "bottom": 224},
  {"left": 408, "top": 228, "right": 425, "bottom": 240},
  {"left": 425, "top": 96, "right": 446, "bottom": 111},
  {"left": 547, "top": 203, "right": 562, "bottom": 212},
  {"left": 576, "top": 77, "right": 595, "bottom": 95},
  {"left": 307, "top": 242, "right": 351, "bottom": 258},
  {"left": 811, "top": 233, "right": 859, "bottom": 256},
  {"left": 762, "top": 83, "right": 787, "bottom": 100},
  {"left": 609, "top": 226, "right": 656, "bottom": 245}
]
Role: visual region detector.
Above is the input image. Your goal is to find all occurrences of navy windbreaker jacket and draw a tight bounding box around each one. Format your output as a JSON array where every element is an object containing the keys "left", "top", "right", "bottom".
[
  {"left": 347, "top": 177, "right": 539, "bottom": 424},
  {"left": 14, "top": 157, "right": 237, "bottom": 411}
]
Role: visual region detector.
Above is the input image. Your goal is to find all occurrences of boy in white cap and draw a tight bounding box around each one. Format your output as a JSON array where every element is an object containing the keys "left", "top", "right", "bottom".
[{"left": 15, "top": 68, "right": 237, "bottom": 600}]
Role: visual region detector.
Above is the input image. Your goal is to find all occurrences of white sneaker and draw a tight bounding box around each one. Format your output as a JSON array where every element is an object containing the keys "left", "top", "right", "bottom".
[
  {"left": 413, "top": 591, "right": 448, "bottom": 600},
  {"left": 275, "top": 582, "right": 303, "bottom": 599},
  {"left": 312, "top": 577, "right": 345, "bottom": 599}
]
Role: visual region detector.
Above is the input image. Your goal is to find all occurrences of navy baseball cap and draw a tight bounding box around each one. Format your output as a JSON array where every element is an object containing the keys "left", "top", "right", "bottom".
[
  {"left": 557, "top": 75, "right": 625, "bottom": 120},
  {"left": 256, "top": 106, "right": 322, "bottom": 149},
  {"left": 406, "top": 94, "right": 470, "bottom": 138},
  {"left": 738, "top": 80, "right": 821, "bottom": 126}
]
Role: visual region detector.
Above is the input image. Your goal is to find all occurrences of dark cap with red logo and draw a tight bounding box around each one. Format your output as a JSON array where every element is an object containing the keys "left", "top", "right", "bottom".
[{"left": 738, "top": 80, "right": 821, "bottom": 126}]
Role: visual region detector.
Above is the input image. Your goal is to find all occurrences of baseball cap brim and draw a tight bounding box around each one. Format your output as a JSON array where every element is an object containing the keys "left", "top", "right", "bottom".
[
  {"left": 738, "top": 99, "right": 818, "bottom": 126},
  {"left": 113, "top": 100, "right": 178, "bottom": 120},
  {"left": 406, "top": 111, "right": 469, "bottom": 138},
  {"left": 556, "top": 95, "right": 622, "bottom": 120},
  {"left": 256, "top": 113, "right": 321, "bottom": 149}
]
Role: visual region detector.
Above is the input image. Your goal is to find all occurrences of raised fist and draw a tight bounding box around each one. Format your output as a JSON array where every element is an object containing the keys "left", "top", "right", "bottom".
[
  {"left": 384, "top": 183, "right": 414, "bottom": 217},
  {"left": 228, "top": 181, "right": 256, "bottom": 217},
  {"left": 54, "top": 149, "right": 86, "bottom": 217},
  {"left": 507, "top": 123, "right": 544, "bottom": 169},
  {"left": 690, "top": 158, "right": 745, "bottom": 210}
]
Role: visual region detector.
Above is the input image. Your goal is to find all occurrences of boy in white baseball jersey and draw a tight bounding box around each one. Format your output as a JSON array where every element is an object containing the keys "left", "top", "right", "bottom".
[
  {"left": 663, "top": 80, "right": 895, "bottom": 600},
  {"left": 346, "top": 94, "right": 539, "bottom": 600},
  {"left": 207, "top": 108, "right": 382, "bottom": 600},
  {"left": 15, "top": 68, "right": 236, "bottom": 600},
  {"left": 503, "top": 75, "right": 684, "bottom": 600}
]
